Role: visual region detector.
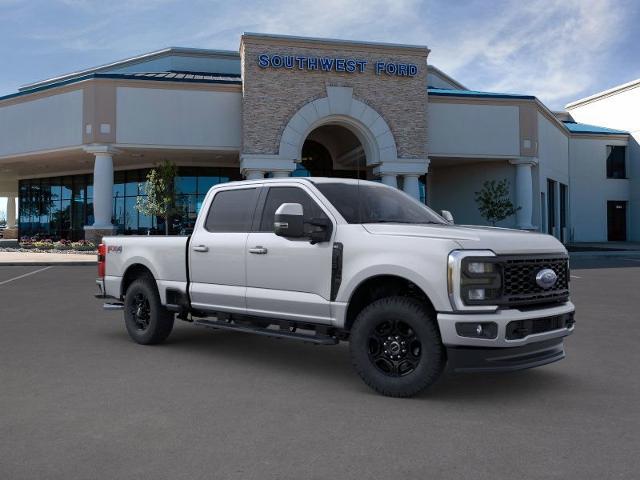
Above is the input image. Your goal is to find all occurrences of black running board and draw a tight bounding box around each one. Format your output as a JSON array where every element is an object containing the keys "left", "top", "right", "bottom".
[{"left": 193, "top": 319, "right": 338, "bottom": 345}]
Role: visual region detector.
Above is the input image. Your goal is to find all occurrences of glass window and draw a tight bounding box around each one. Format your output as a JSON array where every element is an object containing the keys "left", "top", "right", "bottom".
[
  {"left": 606, "top": 146, "right": 626, "bottom": 179},
  {"left": 204, "top": 188, "right": 258, "bottom": 233},
  {"left": 125, "top": 197, "right": 138, "bottom": 234},
  {"left": 138, "top": 208, "right": 155, "bottom": 234},
  {"left": 259, "top": 187, "right": 327, "bottom": 232},
  {"left": 61, "top": 178, "right": 73, "bottom": 200},
  {"left": 60, "top": 199, "right": 72, "bottom": 232},
  {"left": 113, "top": 196, "right": 125, "bottom": 234},
  {"left": 315, "top": 182, "right": 445, "bottom": 225},
  {"left": 176, "top": 175, "right": 197, "bottom": 195},
  {"left": 113, "top": 171, "right": 126, "bottom": 198},
  {"left": 125, "top": 170, "right": 140, "bottom": 196},
  {"left": 197, "top": 176, "right": 218, "bottom": 194},
  {"left": 86, "top": 175, "right": 94, "bottom": 199}
]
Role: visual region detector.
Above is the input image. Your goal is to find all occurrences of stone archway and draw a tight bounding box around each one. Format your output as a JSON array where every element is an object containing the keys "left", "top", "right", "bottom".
[
  {"left": 278, "top": 86, "right": 398, "bottom": 166},
  {"left": 240, "top": 85, "right": 429, "bottom": 199}
]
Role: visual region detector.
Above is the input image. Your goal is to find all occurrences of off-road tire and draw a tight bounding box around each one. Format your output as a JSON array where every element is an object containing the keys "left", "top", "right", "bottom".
[
  {"left": 349, "top": 296, "right": 445, "bottom": 397},
  {"left": 124, "top": 276, "right": 174, "bottom": 345}
]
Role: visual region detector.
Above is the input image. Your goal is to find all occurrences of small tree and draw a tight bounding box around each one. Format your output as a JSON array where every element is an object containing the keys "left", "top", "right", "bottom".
[
  {"left": 474, "top": 179, "right": 520, "bottom": 226},
  {"left": 136, "top": 160, "right": 178, "bottom": 235}
]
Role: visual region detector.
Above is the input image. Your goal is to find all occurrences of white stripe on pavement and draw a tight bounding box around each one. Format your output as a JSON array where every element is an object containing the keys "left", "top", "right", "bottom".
[{"left": 0, "top": 266, "right": 52, "bottom": 286}]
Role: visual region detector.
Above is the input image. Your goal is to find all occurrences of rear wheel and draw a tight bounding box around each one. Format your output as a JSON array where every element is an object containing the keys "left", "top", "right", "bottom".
[
  {"left": 124, "top": 277, "right": 174, "bottom": 345},
  {"left": 349, "top": 296, "right": 445, "bottom": 397}
]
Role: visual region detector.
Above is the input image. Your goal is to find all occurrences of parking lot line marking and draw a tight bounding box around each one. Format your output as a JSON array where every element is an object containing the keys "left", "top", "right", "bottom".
[
  {"left": 0, "top": 266, "right": 52, "bottom": 286},
  {"left": 571, "top": 275, "right": 581, "bottom": 279}
]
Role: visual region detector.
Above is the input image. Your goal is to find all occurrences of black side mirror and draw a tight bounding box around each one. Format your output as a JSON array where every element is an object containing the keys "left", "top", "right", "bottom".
[
  {"left": 307, "top": 217, "right": 333, "bottom": 244},
  {"left": 274, "top": 203, "right": 305, "bottom": 238}
]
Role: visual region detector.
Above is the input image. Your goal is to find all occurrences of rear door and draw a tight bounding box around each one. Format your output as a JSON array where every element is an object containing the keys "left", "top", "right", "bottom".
[
  {"left": 189, "top": 186, "right": 260, "bottom": 314},
  {"left": 607, "top": 201, "right": 627, "bottom": 241},
  {"left": 245, "top": 184, "right": 335, "bottom": 324}
]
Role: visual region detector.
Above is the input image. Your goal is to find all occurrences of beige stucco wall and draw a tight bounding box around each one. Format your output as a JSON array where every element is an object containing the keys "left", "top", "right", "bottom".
[{"left": 240, "top": 35, "right": 429, "bottom": 160}]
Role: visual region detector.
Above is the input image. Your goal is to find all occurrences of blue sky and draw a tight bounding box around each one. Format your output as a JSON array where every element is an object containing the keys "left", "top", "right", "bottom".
[
  {"left": 1, "top": 0, "right": 639, "bottom": 109},
  {"left": 1, "top": 0, "right": 640, "bottom": 215}
]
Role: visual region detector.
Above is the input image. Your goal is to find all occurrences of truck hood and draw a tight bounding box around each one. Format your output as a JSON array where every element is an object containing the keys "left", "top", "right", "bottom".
[{"left": 363, "top": 224, "right": 566, "bottom": 255}]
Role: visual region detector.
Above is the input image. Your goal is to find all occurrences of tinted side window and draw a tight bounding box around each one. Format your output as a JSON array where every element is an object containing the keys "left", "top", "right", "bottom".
[
  {"left": 259, "top": 187, "right": 328, "bottom": 232},
  {"left": 204, "top": 188, "right": 258, "bottom": 233}
]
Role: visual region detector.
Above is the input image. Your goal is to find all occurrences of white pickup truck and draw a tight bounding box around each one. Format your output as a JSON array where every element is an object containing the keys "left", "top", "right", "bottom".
[{"left": 97, "top": 177, "right": 575, "bottom": 397}]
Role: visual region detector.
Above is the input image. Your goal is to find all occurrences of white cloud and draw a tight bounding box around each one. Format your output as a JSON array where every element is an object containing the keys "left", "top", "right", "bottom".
[
  {"left": 426, "top": 0, "right": 631, "bottom": 108},
  {"left": 5, "top": 0, "right": 634, "bottom": 109}
]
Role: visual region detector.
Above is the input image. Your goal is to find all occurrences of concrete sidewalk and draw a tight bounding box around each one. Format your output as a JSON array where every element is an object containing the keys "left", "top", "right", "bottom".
[{"left": 0, "top": 251, "right": 97, "bottom": 266}]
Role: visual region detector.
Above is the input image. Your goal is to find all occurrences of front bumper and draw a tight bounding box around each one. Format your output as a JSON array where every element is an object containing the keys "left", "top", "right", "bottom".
[
  {"left": 437, "top": 301, "right": 575, "bottom": 348},
  {"left": 447, "top": 338, "right": 566, "bottom": 373}
]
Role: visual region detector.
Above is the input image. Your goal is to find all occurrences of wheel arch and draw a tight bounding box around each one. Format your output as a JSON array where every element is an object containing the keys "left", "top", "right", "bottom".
[
  {"left": 120, "top": 263, "right": 156, "bottom": 298},
  {"left": 344, "top": 274, "right": 436, "bottom": 332}
]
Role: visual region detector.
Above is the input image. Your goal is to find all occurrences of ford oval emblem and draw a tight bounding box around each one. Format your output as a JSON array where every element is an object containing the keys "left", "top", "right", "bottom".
[{"left": 536, "top": 268, "right": 558, "bottom": 289}]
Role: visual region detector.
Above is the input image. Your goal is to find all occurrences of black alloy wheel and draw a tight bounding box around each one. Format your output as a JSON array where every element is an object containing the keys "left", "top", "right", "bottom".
[
  {"left": 124, "top": 277, "right": 174, "bottom": 345},
  {"left": 130, "top": 292, "right": 151, "bottom": 331},
  {"left": 350, "top": 296, "right": 445, "bottom": 397},
  {"left": 368, "top": 319, "right": 422, "bottom": 377}
]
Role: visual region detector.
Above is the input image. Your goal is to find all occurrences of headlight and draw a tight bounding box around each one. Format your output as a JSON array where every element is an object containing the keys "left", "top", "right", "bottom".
[{"left": 448, "top": 251, "right": 501, "bottom": 311}]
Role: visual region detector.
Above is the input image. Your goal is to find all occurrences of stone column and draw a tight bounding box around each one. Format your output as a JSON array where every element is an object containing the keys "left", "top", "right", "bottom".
[
  {"left": 373, "top": 159, "right": 429, "bottom": 201},
  {"left": 244, "top": 170, "right": 265, "bottom": 180},
  {"left": 402, "top": 174, "right": 421, "bottom": 200},
  {"left": 2, "top": 195, "right": 18, "bottom": 240},
  {"left": 84, "top": 145, "right": 118, "bottom": 242},
  {"left": 380, "top": 174, "right": 398, "bottom": 188},
  {"left": 240, "top": 154, "right": 295, "bottom": 181},
  {"left": 509, "top": 158, "right": 538, "bottom": 230},
  {"left": 6, "top": 195, "right": 16, "bottom": 229}
]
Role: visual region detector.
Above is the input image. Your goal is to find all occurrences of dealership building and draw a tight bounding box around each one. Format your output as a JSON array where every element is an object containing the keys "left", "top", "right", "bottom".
[{"left": 0, "top": 33, "right": 636, "bottom": 243}]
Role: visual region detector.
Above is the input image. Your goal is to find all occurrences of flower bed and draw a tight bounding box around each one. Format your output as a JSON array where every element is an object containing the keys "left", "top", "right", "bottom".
[{"left": 0, "top": 237, "right": 98, "bottom": 255}]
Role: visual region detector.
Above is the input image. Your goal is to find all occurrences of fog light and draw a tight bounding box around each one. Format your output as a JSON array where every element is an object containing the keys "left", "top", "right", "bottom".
[
  {"left": 456, "top": 322, "right": 498, "bottom": 339},
  {"left": 468, "top": 288, "right": 486, "bottom": 300}
]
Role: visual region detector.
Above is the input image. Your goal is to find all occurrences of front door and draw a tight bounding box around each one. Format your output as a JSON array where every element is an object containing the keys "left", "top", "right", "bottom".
[
  {"left": 245, "top": 185, "right": 335, "bottom": 324},
  {"left": 189, "top": 187, "right": 260, "bottom": 313},
  {"left": 607, "top": 201, "right": 627, "bottom": 241}
]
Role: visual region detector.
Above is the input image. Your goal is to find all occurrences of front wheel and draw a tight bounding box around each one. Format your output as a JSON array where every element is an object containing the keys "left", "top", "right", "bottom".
[
  {"left": 349, "top": 296, "right": 445, "bottom": 397},
  {"left": 124, "top": 277, "right": 174, "bottom": 345}
]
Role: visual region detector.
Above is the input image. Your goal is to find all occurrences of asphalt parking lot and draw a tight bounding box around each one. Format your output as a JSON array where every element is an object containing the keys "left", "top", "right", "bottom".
[{"left": 1, "top": 257, "right": 639, "bottom": 479}]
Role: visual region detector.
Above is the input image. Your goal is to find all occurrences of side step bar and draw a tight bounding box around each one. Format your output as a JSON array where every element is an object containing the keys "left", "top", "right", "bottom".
[
  {"left": 193, "top": 318, "right": 338, "bottom": 345},
  {"left": 103, "top": 302, "right": 124, "bottom": 311}
]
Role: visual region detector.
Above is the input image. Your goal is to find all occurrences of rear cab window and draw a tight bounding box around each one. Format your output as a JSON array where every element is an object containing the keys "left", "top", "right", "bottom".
[{"left": 204, "top": 188, "right": 259, "bottom": 233}]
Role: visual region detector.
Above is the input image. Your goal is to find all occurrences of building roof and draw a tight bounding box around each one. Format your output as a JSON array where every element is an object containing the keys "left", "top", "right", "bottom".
[
  {"left": 19, "top": 47, "right": 240, "bottom": 92},
  {"left": 562, "top": 121, "right": 628, "bottom": 135},
  {"left": 0, "top": 71, "right": 241, "bottom": 103},
  {"left": 114, "top": 71, "right": 241, "bottom": 82},
  {"left": 565, "top": 78, "right": 640, "bottom": 109},
  {"left": 427, "top": 87, "right": 535, "bottom": 100},
  {"left": 427, "top": 66, "right": 467, "bottom": 90}
]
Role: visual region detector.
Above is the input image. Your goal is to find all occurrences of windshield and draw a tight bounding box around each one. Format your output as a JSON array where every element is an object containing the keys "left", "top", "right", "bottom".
[{"left": 315, "top": 182, "right": 446, "bottom": 225}]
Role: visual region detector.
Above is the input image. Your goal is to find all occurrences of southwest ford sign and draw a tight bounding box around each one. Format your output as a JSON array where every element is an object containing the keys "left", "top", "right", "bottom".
[{"left": 257, "top": 54, "right": 418, "bottom": 77}]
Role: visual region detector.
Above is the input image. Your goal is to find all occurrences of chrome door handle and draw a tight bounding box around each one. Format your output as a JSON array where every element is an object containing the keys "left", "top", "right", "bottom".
[
  {"left": 248, "top": 246, "right": 268, "bottom": 255},
  {"left": 192, "top": 245, "right": 209, "bottom": 252}
]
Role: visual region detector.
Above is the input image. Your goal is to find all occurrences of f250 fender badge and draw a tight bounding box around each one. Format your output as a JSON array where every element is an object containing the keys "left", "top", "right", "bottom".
[
  {"left": 107, "top": 245, "right": 123, "bottom": 254},
  {"left": 535, "top": 268, "right": 557, "bottom": 289}
]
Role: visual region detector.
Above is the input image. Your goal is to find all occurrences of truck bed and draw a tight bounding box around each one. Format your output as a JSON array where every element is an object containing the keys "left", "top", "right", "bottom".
[{"left": 102, "top": 235, "right": 190, "bottom": 303}]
